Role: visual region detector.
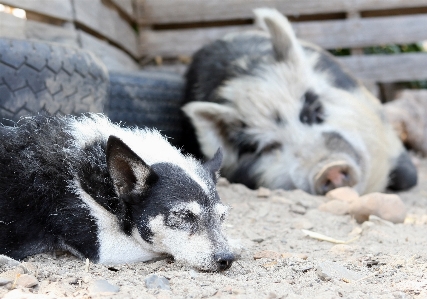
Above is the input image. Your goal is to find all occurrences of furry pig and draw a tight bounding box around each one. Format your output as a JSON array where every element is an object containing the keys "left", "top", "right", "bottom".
[
  {"left": 0, "top": 114, "right": 234, "bottom": 271},
  {"left": 182, "top": 8, "right": 417, "bottom": 195}
]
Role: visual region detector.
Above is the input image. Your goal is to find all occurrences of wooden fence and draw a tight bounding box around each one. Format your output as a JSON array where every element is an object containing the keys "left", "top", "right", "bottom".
[
  {"left": 1, "top": 0, "right": 427, "bottom": 100},
  {"left": 137, "top": 0, "right": 427, "bottom": 100}
]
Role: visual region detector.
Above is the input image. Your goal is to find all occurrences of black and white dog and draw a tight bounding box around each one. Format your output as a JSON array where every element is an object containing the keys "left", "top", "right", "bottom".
[{"left": 0, "top": 114, "right": 234, "bottom": 271}]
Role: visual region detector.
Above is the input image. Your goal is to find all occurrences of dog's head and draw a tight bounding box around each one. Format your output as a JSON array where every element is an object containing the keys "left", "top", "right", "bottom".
[{"left": 106, "top": 135, "right": 234, "bottom": 271}]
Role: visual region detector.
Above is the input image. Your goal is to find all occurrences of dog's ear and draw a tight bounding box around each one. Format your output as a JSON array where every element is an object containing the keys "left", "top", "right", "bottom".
[
  {"left": 106, "top": 135, "right": 158, "bottom": 203},
  {"left": 203, "top": 147, "right": 223, "bottom": 182}
]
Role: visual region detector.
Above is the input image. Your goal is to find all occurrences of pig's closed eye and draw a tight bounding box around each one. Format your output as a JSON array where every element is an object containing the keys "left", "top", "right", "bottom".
[
  {"left": 237, "top": 139, "right": 258, "bottom": 157},
  {"left": 299, "top": 90, "right": 324, "bottom": 125},
  {"left": 260, "top": 141, "right": 282, "bottom": 154}
]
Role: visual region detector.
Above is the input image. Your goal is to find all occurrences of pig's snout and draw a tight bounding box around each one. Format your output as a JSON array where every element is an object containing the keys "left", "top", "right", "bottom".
[
  {"left": 314, "top": 162, "right": 357, "bottom": 195},
  {"left": 214, "top": 252, "right": 235, "bottom": 271}
]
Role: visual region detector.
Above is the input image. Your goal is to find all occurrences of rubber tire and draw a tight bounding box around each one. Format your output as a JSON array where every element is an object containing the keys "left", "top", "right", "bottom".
[
  {"left": 0, "top": 38, "right": 109, "bottom": 124},
  {"left": 106, "top": 71, "right": 185, "bottom": 146}
]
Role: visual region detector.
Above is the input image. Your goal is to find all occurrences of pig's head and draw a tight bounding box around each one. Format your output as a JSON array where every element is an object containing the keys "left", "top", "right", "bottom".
[{"left": 183, "top": 8, "right": 417, "bottom": 195}]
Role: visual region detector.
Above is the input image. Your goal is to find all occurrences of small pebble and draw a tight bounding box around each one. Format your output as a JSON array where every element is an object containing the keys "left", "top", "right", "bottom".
[
  {"left": 145, "top": 274, "right": 170, "bottom": 291},
  {"left": 0, "top": 277, "right": 12, "bottom": 286},
  {"left": 19, "top": 263, "right": 37, "bottom": 275},
  {"left": 0, "top": 267, "right": 25, "bottom": 280},
  {"left": 368, "top": 215, "right": 394, "bottom": 227},
  {"left": 292, "top": 219, "right": 313, "bottom": 230},
  {"left": 0, "top": 255, "right": 20, "bottom": 267},
  {"left": 325, "top": 187, "right": 359, "bottom": 203},
  {"left": 348, "top": 226, "right": 363, "bottom": 236},
  {"left": 271, "top": 196, "right": 292, "bottom": 205},
  {"left": 290, "top": 204, "right": 306, "bottom": 215},
  {"left": 66, "top": 277, "right": 79, "bottom": 285},
  {"left": 252, "top": 238, "right": 264, "bottom": 243},
  {"left": 257, "top": 187, "right": 271, "bottom": 198},
  {"left": 361, "top": 221, "right": 375, "bottom": 229},
  {"left": 292, "top": 264, "right": 314, "bottom": 272},
  {"left": 318, "top": 199, "right": 349, "bottom": 215},
  {"left": 88, "top": 279, "right": 120, "bottom": 293},
  {"left": 281, "top": 253, "right": 308, "bottom": 260},
  {"left": 349, "top": 192, "right": 406, "bottom": 223},
  {"left": 316, "top": 261, "right": 363, "bottom": 281},
  {"left": 253, "top": 250, "right": 281, "bottom": 260},
  {"left": 189, "top": 269, "right": 198, "bottom": 279},
  {"left": 16, "top": 274, "right": 38, "bottom": 288},
  {"left": 82, "top": 275, "right": 91, "bottom": 283}
]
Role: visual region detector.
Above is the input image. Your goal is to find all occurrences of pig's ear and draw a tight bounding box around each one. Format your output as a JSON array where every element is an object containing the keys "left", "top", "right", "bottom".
[
  {"left": 182, "top": 102, "right": 242, "bottom": 160},
  {"left": 254, "top": 8, "right": 304, "bottom": 63},
  {"left": 106, "top": 135, "right": 158, "bottom": 203},
  {"left": 203, "top": 147, "right": 223, "bottom": 182}
]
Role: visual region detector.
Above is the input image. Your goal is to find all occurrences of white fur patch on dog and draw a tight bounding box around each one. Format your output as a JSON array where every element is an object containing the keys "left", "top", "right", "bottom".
[
  {"left": 68, "top": 114, "right": 211, "bottom": 194},
  {"left": 214, "top": 203, "right": 229, "bottom": 220},
  {"left": 73, "top": 180, "right": 161, "bottom": 264},
  {"left": 149, "top": 215, "right": 216, "bottom": 270}
]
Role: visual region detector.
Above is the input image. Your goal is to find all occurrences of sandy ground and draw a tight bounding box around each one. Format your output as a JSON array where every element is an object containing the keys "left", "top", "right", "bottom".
[{"left": 1, "top": 157, "right": 427, "bottom": 299}]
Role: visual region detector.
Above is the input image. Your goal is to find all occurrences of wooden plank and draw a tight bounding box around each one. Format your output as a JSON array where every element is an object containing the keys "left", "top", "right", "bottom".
[
  {"left": 25, "top": 20, "right": 78, "bottom": 47},
  {"left": 79, "top": 30, "right": 140, "bottom": 72},
  {"left": 393, "top": 89, "right": 427, "bottom": 102},
  {"left": 138, "top": 0, "right": 427, "bottom": 24},
  {"left": 140, "top": 25, "right": 250, "bottom": 57},
  {"left": 73, "top": 0, "right": 139, "bottom": 58},
  {"left": 110, "top": 0, "right": 134, "bottom": 19},
  {"left": 339, "top": 53, "right": 427, "bottom": 83},
  {"left": 141, "top": 53, "right": 427, "bottom": 85},
  {"left": 293, "top": 14, "right": 427, "bottom": 49},
  {"left": 140, "top": 14, "right": 427, "bottom": 57},
  {"left": 0, "top": 0, "right": 73, "bottom": 21},
  {"left": 142, "top": 64, "right": 187, "bottom": 76},
  {"left": 0, "top": 12, "right": 78, "bottom": 47},
  {"left": 0, "top": 11, "right": 25, "bottom": 39}
]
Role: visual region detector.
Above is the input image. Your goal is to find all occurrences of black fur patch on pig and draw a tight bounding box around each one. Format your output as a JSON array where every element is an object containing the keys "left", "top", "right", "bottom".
[
  {"left": 185, "top": 35, "right": 274, "bottom": 104},
  {"left": 388, "top": 151, "right": 418, "bottom": 190},
  {"left": 309, "top": 48, "right": 358, "bottom": 91},
  {"left": 228, "top": 154, "right": 260, "bottom": 189},
  {"left": 300, "top": 90, "right": 324, "bottom": 125}
]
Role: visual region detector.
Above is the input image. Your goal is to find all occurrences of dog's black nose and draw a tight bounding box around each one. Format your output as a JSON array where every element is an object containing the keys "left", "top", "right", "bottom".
[{"left": 214, "top": 252, "right": 235, "bottom": 271}]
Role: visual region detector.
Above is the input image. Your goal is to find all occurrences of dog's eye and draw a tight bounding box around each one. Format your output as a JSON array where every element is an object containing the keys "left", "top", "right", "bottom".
[{"left": 173, "top": 210, "right": 197, "bottom": 222}]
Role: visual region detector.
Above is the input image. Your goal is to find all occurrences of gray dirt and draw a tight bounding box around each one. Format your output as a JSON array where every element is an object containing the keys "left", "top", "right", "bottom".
[{"left": 1, "top": 157, "right": 427, "bottom": 299}]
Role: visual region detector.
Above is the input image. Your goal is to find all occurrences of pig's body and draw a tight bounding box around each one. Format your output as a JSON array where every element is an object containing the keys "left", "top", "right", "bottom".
[{"left": 182, "top": 8, "right": 417, "bottom": 195}]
